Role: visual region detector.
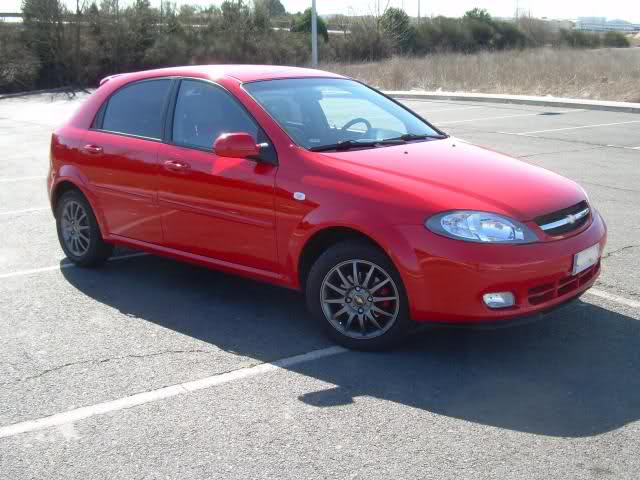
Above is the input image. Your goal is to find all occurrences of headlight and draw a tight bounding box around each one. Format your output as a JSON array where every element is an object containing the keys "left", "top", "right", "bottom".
[{"left": 426, "top": 211, "right": 538, "bottom": 243}]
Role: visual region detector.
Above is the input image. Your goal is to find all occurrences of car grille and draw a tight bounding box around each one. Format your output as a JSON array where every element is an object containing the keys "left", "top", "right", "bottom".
[
  {"left": 527, "top": 261, "right": 600, "bottom": 305},
  {"left": 535, "top": 201, "right": 590, "bottom": 236}
]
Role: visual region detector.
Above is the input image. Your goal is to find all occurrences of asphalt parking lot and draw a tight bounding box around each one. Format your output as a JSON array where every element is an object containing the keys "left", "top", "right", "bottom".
[{"left": 1, "top": 92, "right": 639, "bottom": 479}]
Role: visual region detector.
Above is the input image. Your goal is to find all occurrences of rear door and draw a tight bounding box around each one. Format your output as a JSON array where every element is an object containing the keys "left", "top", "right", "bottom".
[{"left": 82, "top": 78, "right": 172, "bottom": 243}]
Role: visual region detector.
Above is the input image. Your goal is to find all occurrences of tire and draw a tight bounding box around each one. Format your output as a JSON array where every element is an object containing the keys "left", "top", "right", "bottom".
[
  {"left": 55, "top": 189, "right": 113, "bottom": 267},
  {"left": 306, "top": 240, "right": 412, "bottom": 350}
]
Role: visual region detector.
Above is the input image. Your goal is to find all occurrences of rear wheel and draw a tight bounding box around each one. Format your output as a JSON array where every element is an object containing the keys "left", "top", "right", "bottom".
[
  {"left": 306, "top": 241, "right": 411, "bottom": 350},
  {"left": 55, "top": 190, "right": 113, "bottom": 266}
]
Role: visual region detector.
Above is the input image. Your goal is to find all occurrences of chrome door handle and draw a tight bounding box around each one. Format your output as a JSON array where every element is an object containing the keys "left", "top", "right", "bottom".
[
  {"left": 163, "top": 159, "right": 190, "bottom": 172},
  {"left": 83, "top": 144, "right": 103, "bottom": 154}
]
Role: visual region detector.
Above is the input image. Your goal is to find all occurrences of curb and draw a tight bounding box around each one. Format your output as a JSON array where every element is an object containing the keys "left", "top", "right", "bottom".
[
  {"left": 384, "top": 91, "right": 640, "bottom": 114},
  {"left": 0, "top": 86, "right": 87, "bottom": 100}
]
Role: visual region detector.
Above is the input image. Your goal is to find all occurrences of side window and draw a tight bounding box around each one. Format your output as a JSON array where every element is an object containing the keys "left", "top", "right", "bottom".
[
  {"left": 172, "top": 80, "right": 259, "bottom": 150},
  {"left": 101, "top": 79, "right": 171, "bottom": 139}
]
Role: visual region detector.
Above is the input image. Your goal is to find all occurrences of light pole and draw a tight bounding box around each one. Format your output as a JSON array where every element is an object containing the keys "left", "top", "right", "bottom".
[{"left": 311, "top": 0, "right": 318, "bottom": 67}]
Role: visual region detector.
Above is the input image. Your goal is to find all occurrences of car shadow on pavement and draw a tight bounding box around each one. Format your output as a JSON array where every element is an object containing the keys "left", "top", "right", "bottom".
[{"left": 62, "top": 254, "right": 640, "bottom": 438}]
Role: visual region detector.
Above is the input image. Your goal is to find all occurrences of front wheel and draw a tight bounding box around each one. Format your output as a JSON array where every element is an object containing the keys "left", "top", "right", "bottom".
[{"left": 306, "top": 241, "right": 412, "bottom": 350}]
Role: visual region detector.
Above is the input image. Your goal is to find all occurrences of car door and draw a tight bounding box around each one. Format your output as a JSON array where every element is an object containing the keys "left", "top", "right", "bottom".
[
  {"left": 82, "top": 78, "right": 172, "bottom": 244},
  {"left": 157, "top": 78, "right": 279, "bottom": 274}
]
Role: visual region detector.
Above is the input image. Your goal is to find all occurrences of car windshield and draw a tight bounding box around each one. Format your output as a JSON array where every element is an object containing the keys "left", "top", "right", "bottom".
[{"left": 243, "top": 78, "right": 443, "bottom": 151}]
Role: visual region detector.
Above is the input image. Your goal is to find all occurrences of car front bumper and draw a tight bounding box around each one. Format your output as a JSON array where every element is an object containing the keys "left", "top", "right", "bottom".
[{"left": 395, "top": 211, "right": 607, "bottom": 324}]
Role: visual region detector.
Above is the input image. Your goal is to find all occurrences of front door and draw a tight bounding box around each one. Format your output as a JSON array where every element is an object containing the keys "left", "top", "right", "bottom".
[{"left": 157, "top": 79, "right": 279, "bottom": 274}]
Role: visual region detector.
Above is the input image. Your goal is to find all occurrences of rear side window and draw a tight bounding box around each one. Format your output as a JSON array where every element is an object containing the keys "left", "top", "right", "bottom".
[
  {"left": 101, "top": 79, "right": 171, "bottom": 139},
  {"left": 172, "top": 79, "right": 258, "bottom": 150}
]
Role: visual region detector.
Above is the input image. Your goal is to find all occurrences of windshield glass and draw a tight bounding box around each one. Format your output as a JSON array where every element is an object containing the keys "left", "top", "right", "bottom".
[{"left": 243, "top": 78, "right": 442, "bottom": 150}]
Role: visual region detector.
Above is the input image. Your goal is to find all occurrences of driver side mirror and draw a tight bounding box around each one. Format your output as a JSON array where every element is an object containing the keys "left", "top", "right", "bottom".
[{"left": 213, "top": 132, "right": 260, "bottom": 159}]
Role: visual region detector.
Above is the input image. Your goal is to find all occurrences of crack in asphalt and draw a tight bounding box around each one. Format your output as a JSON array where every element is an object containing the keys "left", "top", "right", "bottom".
[
  {"left": 594, "top": 280, "right": 640, "bottom": 300},
  {"left": 0, "top": 349, "right": 214, "bottom": 387},
  {"left": 454, "top": 123, "right": 640, "bottom": 151},
  {"left": 516, "top": 145, "right": 609, "bottom": 160},
  {"left": 602, "top": 244, "right": 640, "bottom": 260},
  {"left": 580, "top": 181, "right": 640, "bottom": 194}
]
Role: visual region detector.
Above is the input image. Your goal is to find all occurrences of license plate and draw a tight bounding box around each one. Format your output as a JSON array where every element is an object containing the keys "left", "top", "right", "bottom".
[{"left": 572, "top": 243, "right": 600, "bottom": 275}]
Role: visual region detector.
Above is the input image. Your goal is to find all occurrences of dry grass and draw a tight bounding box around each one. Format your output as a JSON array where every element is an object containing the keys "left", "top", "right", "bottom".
[{"left": 323, "top": 48, "right": 640, "bottom": 102}]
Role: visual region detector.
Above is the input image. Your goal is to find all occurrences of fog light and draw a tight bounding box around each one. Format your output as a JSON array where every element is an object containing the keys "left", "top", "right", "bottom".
[{"left": 483, "top": 292, "right": 515, "bottom": 309}]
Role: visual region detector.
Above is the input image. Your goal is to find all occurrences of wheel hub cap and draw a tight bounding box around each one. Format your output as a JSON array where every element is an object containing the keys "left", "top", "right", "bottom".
[
  {"left": 61, "top": 200, "right": 90, "bottom": 257},
  {"left": 320, "top": 259, "right": 400, "bottom": 339}
]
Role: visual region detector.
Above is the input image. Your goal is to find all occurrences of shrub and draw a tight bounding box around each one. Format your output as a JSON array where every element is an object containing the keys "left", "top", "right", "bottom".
[
  {"left": 290, "top": 8, "right": 329, "bottom": 43},
  {"left": 558, "top": 29, "right": 601, "bottom": 48},
  {"left": 603, "top": 31, "right": 630, "bottom": 48},
  {"left": 0, "top": 22, "right": 41, "bottom": 92}
]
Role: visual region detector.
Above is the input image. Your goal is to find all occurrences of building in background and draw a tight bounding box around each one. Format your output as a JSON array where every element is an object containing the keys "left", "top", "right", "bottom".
[{"left": 576, "top": 17, "right": 640, "bottom": 32}]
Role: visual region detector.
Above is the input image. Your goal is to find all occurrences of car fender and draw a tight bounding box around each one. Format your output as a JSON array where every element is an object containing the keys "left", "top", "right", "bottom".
[
  {"left": 287, "top": 205, "right": 424, "bottom": 292},
  {"left": 52, "top": 166, "right": 109, "bottom": 238}
]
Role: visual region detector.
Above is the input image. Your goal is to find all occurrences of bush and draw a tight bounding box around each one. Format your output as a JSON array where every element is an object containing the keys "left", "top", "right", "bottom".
[
  {"left": 558, "top": 29, "right": 601, "bottom": 48},
  {"left": 328, "top": 21, "right": 393, "bottom": 62},
  {"left": 603, "top": 31, "right": 630, "bottom": 48},
  {"left": 290, "top": 8, "right": 329, "bottom": 43},
  {"left": 0, "top": 22, "right": 41, "bottom": 92}
]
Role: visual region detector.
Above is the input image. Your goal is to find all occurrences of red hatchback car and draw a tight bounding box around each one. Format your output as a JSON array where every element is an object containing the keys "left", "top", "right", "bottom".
[{"left": 48, "top": 65, "right": 606, "bottom": 349}]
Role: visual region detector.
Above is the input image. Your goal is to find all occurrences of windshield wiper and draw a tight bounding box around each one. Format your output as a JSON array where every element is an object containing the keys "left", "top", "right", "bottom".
[
  {"left": 383, "top": 133, "right": 448, "bottom": 142},
  {"left": 310, "top": 138, "right": 404, "bottom": 152}
]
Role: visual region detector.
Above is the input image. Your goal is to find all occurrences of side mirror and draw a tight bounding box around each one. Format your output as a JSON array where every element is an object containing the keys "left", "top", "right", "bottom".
[{"left": 213, "top": 132, "right": 260, "bottom": 159}]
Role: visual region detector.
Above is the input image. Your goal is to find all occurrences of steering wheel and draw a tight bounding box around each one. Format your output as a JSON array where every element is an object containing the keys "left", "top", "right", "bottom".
[{"left": 341, "top": 117, "right": 372, "bottom": 134}]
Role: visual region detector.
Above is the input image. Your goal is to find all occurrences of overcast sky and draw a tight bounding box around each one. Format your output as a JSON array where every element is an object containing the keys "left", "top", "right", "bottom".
[{"left": 3, "top": 0, "right": 640, "bottom": 22}]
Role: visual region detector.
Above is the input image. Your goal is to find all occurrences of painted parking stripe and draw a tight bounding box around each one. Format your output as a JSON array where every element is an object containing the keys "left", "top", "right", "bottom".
[
  {"left": 437, "top": 110, "right": 584, "bottom": 125},
  {"left": 586, "top": 288, "right": 640, "bottom": 310},
  {"left": 0, "top": 345, "right": 347, "bottom": 439},
  {"left": 508, "top": 120, "right": 640, "bottom": 136},
  {"left": 0, "top": 252, "right": 148, "bottom": 279},
  {"left": 0, "top": 206, "right": 50, "bottom": 216},
  {"left": 424, "top": 105, "right": 485, "bottom": 113},
  {"left": 0, "top": 175, "right": 46, "bottom": 183}
]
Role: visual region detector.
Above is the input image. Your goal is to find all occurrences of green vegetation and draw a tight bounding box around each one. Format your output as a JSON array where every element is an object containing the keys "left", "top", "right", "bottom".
[{"left": 0, "top": 1, "right": 631, "bottom": 94}]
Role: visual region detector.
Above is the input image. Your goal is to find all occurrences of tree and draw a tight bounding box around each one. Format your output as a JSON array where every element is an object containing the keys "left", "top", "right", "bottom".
[
  {"left": 255, "top": 0, "right": 286, "bottom": 17},
  {"left": 21, "top": 0, "right": 69, "bottom": 87},
  {"left": 463, "top": 8, "right": 492, "bottom": 24},
  {"left": 290, "top": 8, "right": 329, "bottom": 43},
  {"left": 380, "top": 7, "right": 413, "bottom": 52}
]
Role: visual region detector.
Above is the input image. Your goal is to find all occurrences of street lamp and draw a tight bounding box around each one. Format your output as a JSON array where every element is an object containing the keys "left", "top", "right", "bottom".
[{"left": 311, "top": 0, "right": 318, "bottom": 67}]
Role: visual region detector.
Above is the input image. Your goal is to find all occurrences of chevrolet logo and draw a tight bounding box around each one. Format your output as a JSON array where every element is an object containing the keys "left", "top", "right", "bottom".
[{"left": 566, "top": 214, "right": 576, "bottom": 224}]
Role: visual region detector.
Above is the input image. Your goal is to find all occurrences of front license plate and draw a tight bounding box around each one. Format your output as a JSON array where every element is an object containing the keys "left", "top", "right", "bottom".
[{"left": 572, "top": 243, "right": 600, "bottom": 275}]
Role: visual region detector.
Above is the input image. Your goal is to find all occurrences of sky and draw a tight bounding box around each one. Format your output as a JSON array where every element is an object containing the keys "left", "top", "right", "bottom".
[{"left": 3, "top": 0, "right": 640, "bottom": 23}]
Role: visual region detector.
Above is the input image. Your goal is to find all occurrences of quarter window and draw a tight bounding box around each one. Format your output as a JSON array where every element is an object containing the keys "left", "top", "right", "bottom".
[
  {"left": 101, "top": 79, "right": 171, "bottom": 139},
  {"left": 172, "top": 80, "right": 259, "bottom": 150}
]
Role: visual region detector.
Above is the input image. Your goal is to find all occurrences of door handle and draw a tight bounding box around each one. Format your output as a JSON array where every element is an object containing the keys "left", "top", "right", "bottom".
[
  {"left": 83, "top": 144, "right": 103, "bottom": 154},
  {"left": 163, "top": 159, "right": 190, "bottom": 172}
]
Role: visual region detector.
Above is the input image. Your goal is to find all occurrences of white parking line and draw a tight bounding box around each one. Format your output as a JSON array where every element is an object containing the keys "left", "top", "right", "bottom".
[
  {"left": 507, "top": 120, "right": 640, "bottom": 136},
  {"left": 437, "top": 110, "right": 584, "bottom": 125},
  {"left": 0, "top": 175, "right": 46, "bottom": 183},
  {"left": 0, "top": 206, "right": 50, "bottom": 216},
  {"left": 587, "top": 288, "right": 640, "bottom": 310},
  {"left": 0, "top": 252, "right": 149, "bottom": 279},
  {"left": 0, "top": 345, "right": 347, "bottom": 439},
  {"left": 425, "top": 106, "right": 485, "bottom": 113}
]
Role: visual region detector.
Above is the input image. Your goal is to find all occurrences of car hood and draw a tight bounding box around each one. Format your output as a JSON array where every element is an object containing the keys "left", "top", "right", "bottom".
[{"left": 318, "top": 137, "right": 586, "bottom": 221}]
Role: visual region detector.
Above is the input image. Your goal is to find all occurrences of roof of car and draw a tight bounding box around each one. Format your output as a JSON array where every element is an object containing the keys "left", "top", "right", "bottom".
[{"left": 109, "top": 65, "right": 347, "bottom": 84}]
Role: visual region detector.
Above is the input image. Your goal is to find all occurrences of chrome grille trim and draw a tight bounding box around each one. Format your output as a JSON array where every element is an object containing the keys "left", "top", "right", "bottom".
[{"left": 539, "top": 207, "right": 590, "bottom": 231}]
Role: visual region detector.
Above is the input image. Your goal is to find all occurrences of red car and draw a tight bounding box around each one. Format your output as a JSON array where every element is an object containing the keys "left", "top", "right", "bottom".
[{"left": 48, "top": 65, "right": 606, "bottom": 349}]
